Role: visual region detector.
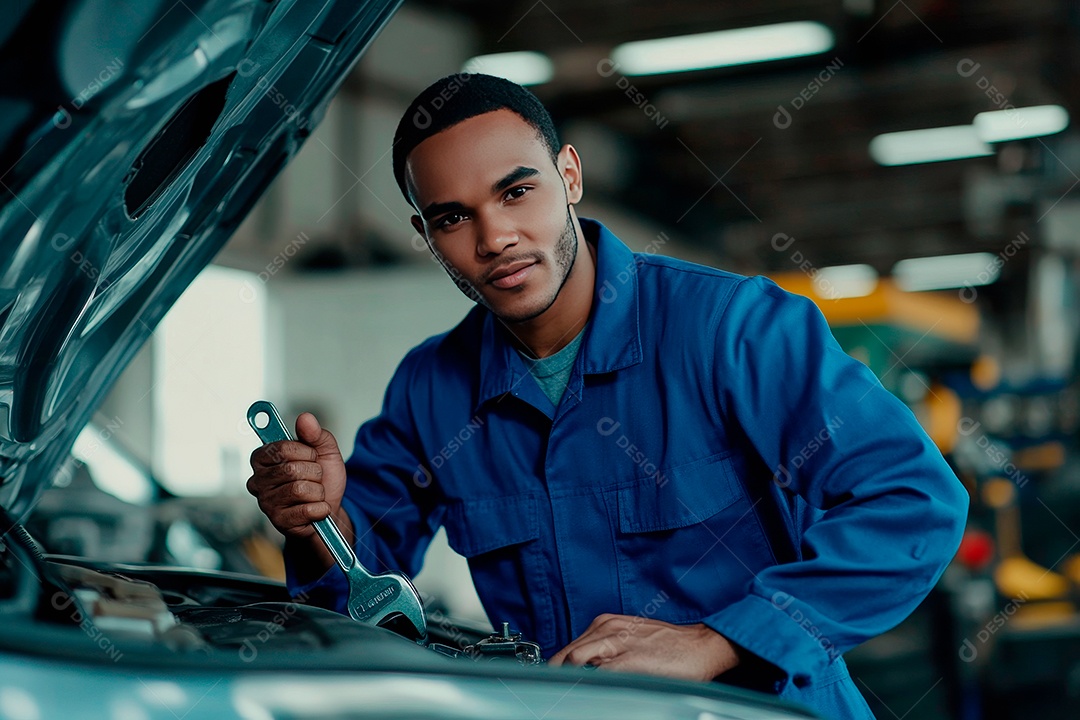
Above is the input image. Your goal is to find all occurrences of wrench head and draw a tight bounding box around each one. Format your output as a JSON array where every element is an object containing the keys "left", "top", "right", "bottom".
[{"left": 345, "top": 570, "right": 427, "bottom": 640}]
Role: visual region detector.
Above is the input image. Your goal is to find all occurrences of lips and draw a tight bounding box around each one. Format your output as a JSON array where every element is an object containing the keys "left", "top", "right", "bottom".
[{"left": 488, "top": 259, "right": 538, "bottom": 289}]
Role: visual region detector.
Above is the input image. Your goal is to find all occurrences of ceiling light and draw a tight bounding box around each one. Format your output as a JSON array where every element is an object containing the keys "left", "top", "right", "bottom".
[
  {"left": 462, "top": 51, "right": 553, "bottom": 86},
  {"left": 892, "top": 252, "right": 999, "bottom": 292},
  {"left": 869, "top": 125, "right": 993, "bottom": 166},
  {"left": 609, "top": 21, "right": 834, "bottom": 76},
  {"left": 815, "top": 264, "right": 879, "bottom": 298},
  {"left": 974, "top": 104, "right": 1069, "bottom": 143}
]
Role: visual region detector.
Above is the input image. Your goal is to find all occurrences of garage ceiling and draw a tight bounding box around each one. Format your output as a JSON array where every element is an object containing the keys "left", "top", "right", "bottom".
[{"left": 412, "top": 0, "right": 1076, "bottom": 274}]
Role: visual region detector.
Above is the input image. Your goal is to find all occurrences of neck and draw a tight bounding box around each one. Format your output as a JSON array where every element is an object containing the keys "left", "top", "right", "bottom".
[{"left": 503, "top": 221, "right": 597, "bottom": 359}]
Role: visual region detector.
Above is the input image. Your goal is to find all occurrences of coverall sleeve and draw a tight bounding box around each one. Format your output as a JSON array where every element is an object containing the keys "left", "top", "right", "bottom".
[
  {"left": 700, "top": 275, "right": 969, "bottom": 690},
  {"left": 283, "top": 347, "right": 444, "bottom": 615}
]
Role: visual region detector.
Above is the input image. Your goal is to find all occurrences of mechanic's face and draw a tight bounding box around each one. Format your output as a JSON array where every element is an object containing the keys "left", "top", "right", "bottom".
[{"left": 406, "top": 109, "right": 585, "bottom": 323}]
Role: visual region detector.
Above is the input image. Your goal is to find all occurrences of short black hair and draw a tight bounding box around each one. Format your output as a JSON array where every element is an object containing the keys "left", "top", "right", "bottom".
[{"left": 392, "top": 73, "right": 561, "bottom": 209}]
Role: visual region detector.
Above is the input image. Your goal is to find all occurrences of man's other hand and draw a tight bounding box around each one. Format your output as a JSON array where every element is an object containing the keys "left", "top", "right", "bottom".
[{"left": 548, "top": 613, "right": 741, "bottom": 682}]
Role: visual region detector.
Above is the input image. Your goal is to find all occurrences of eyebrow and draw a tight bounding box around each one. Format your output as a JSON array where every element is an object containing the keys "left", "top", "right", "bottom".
[
  {"left": 492, "top": 165, "right": 540, "bottom": 194},
  {"left": 420, "top": 166, "right": 541, "bottom": 222}
]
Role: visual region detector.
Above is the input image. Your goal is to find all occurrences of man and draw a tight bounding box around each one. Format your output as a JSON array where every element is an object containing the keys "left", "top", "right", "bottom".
[{"left": 247, "top": 73, "right": 968, "bottom": 718}]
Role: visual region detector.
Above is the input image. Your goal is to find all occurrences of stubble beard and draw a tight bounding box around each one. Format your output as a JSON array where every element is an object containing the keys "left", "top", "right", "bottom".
[{"left": 444, "top": 206, "right": 579, "bottom": 324}]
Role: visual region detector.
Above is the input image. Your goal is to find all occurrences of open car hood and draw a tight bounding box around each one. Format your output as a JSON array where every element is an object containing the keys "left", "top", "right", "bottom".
[{"left": 0, "top": 0, "right": 400, "bottom": 517}]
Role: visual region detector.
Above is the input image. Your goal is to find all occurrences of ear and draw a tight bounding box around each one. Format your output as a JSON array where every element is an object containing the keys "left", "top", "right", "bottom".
[
  {"left": 557, "top": 144, "right": 583, "bottom": 205},
  {"left": 410, "top": 214, "right": 426, "bottom": 238}
]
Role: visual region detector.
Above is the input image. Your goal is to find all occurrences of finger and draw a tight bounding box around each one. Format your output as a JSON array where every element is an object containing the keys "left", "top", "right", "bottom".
[
  {"left": 549, "top": 631, "right": 593, "bottom": 666},
  {"left": 261, "top": 479, "right": 327, "bottom": 508},
  {"left": 550, "top": 632, "right": 605, "bottom": 667},
  {"left": 246, "top": 462, "right": 322, "bottom": 497},
  {"left": 252, "top": 461, "right": 325, "bottom": 491},
  {"left": 581, "top": 613, "right": 626, "bottom": 635},
  {"left": 295, "top": 413, "right": 341, "bottom": 456},
  {"left": 562, "top": 636, "right": 626, "bottom": 668},
  {"left": 251, "top": 440, "right": 317, "bottom": 469},
  {"left": 266, "top": 501, "right": 332, "bottom": 533},
  {"left": 589, "top": 651, "right": 645, "bottom": 674},
  {"left": 549, "top": 637, "right": 585, "bottom": 666},
  {"left": 250, "top": 441, "right": 309, "bottom": 469},
  {"left": 596, "top": 650, "right": 689, "bottom": 679},
  {"left": 549, "top": 614, "right": 626, "bottom": 667}
]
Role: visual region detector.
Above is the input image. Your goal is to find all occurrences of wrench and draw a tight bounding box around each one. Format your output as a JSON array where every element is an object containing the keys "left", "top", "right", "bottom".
[{"left": 246, "top": 400, "right": 427, "bottom": 640}]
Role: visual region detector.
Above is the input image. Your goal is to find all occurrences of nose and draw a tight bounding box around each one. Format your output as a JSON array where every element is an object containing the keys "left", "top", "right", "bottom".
[{"left": 476, "top": 211, "right": 518, "bottom": 256}]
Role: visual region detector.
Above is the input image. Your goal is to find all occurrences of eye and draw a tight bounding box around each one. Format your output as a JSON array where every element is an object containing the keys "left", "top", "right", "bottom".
[
  {"left": 504, "top": 186, "right": 531, "bottom": 201},
  {"left": 436, "top": 212, "right": 466, "bottom": 230}
]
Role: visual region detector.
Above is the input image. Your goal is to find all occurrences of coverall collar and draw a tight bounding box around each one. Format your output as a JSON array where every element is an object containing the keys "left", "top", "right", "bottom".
[{"left": 476, "top": 216, "right": 642, "bottom": 412}]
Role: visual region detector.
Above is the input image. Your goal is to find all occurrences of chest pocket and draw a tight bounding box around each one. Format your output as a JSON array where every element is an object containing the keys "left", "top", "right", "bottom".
[
  {"left": 614, "top": 451, "right": 775, "bottom": 622},
  {"left": 617, "top": 452, "right": 742, "bottom": 533},
  {"left": 441, "top": 493, "right": 555, "bottom": 653}
]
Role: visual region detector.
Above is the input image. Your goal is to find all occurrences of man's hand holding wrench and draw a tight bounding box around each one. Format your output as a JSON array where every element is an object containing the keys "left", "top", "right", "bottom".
[
  {"left": 246, "top": 401, "right": 427, "bottom": 640},
  {"left": 246, "top": 408, "right": 351, "bottom": 583}
]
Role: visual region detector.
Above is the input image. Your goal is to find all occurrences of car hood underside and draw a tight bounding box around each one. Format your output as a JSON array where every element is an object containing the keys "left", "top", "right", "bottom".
[{"left": 0, "top": 0, "right": 400, "bottom": 517}]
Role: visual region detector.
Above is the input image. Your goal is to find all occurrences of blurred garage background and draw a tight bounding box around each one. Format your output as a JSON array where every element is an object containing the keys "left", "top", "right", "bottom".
[{"left": 43, "top": 1, "right": 1080, "bottom": 718}]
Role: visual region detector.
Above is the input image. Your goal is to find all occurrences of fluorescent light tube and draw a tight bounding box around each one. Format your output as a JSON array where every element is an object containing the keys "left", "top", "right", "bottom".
[
  {"left": 974, "top": 105, "right": 1069, "bottom": 143},
  {"left": 869, "top": 125, "right": 993, "bottom": 166},
  {"left": 463, "top": 51, "right": 553, "bottom": 86},
  {"left": 893, "top": 252, "right": 999, "bottom": 292},
  {"left": 610, "top": 21, "right": 834, "bottom": 76},
  {"left": 815, "top": 264, "right": 879, "bottom": 298}
]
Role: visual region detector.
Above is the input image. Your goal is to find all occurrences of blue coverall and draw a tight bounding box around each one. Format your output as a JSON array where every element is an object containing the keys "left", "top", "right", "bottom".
[{"left": 286, "top": 216, "right": 969, "bottom": 718}]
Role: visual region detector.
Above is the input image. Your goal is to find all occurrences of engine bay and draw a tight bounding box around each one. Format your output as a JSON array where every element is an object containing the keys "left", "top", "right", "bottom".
[{"left": 0, "top": 522, "right": 550, "bottom": 672}]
